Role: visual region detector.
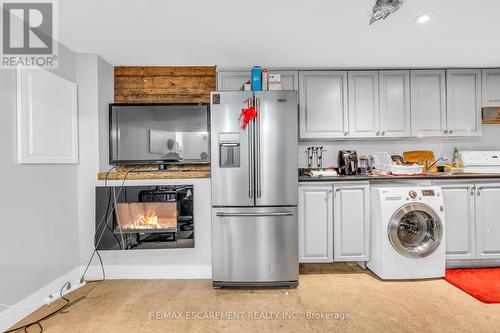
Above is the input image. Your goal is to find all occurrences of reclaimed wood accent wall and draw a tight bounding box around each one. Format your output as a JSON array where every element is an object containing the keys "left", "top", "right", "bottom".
[{"left": 114, "top": 66, "right": 216, "bottom": 103}]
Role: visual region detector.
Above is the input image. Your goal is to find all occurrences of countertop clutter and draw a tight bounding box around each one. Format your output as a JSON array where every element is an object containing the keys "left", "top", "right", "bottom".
[{"left": 299, "top": 172, "right": 500, "bottom": 182}]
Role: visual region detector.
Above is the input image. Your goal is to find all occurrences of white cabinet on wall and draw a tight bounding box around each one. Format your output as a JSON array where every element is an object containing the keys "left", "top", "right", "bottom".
[
  {"left": 475, "top": 184, "right": 500, "bottom": 259},
  {"left": 410, "top": 70, "right": 447, "bottom": 137},
  {"left": 482, "top": 69, "right": 500, "bottom": 107},
  {"left": 298, "top": 184, "right": 334, "bottom": 263},
  {"left": 299, "top": 71, "right": 349, "bottom": 139},
  {"left": 446, "top": 69, "right": 482, "bottom": 136},
  {"left": 333, "top": 183, "right": 370, "bottom": 261},
  {"left": 379, "top": 70, "right": 411, "bottom": 137},
  {"left": 438, "top": 183, "right": 476, "bottom": 260},
  {"left": 348, "top": 71, "right": 380, "bottom": 137},
  {"left": 217, "top": 71, "right": 249, "bottom": 91},
  {"left": 217, "top": 70, "right": 298, "bottom": 91}
]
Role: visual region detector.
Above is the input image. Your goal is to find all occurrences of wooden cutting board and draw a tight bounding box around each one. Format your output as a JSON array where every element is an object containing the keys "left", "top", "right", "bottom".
[{"left": 403, "top": 151, "right": 437, "bottom": 172}]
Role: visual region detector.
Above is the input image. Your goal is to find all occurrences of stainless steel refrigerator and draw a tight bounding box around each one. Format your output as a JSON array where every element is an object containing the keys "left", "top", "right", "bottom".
[{"left": 210, "top": 91, "right": 298, "bottom": 288}]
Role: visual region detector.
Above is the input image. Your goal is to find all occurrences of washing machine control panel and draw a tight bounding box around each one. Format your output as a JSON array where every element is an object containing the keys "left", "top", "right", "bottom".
[{"left": 422, "top": 189, "right": 436, "bottom": 197}]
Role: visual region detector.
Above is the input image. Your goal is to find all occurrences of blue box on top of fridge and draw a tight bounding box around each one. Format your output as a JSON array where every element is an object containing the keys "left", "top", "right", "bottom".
[{"left": 251, "top": 66, "right": 262, "bottom": 91}]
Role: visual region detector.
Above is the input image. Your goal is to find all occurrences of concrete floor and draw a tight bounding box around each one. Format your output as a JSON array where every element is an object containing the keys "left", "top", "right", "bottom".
[{"left": 9, "top": 264, "right": 500, "bottom": 333}]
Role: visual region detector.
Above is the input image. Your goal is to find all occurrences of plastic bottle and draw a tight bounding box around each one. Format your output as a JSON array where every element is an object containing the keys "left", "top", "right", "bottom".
[{"left": 452, "top": 148, "right": 460, "bottom": 168}]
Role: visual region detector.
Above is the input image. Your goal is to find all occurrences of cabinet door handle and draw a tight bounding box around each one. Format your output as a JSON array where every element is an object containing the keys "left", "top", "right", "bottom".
[
  {"left": 376, "top": 131, "right": 380, "bottom": 136},
  {"left": 449, "top": 130, "right": 454, "bottom": 134},
  {"left": 470, "top": 187, "right": 475, "bottom": 196},
  {"left": 381, "top": 131, "right": 386, "bottom": 136},
  {"left": 443, "top": 130, "right": 448, "bottom": 134},
  {"left": 477, "top": 187, "right": 482, "bottom": 196},
  {"left": 344, "top": 131, "right": 349, "bottom": 136}
]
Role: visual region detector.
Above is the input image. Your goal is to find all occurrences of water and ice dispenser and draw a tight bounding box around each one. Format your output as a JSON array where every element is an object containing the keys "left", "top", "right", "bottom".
[{"left": 219, "top": 133, "right": 240, "bottom": 168}]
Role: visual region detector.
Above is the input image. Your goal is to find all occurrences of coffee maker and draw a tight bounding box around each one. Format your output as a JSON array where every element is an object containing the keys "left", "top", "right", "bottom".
[{"left": 338, "top": 151, "right": 358, "bottom": 175}]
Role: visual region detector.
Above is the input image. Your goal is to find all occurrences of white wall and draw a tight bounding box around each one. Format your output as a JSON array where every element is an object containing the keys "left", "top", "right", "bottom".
[
  {"left": 298, "top": 126, "right": 500, "bottom": 168},
  {"left": 0, "top": 44, "right": 80, "bottom": 314}
]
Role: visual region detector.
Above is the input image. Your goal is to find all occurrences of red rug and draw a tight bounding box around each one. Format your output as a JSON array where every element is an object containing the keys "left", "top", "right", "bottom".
[{"left": 445, "top": 268, "right": 500, "bottom": 304}]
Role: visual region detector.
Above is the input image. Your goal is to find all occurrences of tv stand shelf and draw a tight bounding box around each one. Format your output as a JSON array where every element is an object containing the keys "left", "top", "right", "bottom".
[{"left": 97, "top": 164, "right": 210, "bottom": 180}]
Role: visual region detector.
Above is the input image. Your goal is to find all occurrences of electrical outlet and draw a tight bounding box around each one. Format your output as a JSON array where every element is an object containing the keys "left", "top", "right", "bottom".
[{"left": 44, "top": 280, "right": 86, "bottom": 305}]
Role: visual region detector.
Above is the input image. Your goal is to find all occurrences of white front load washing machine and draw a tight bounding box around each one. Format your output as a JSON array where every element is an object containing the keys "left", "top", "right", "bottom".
[{"left": 367, "top": 186, "right": 446, "bottom": 280}]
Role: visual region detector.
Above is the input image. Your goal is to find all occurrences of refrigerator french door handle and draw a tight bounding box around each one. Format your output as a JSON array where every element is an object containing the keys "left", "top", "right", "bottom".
[
  {"left": 256, "top": 97, "right": 262, "bottom": 198},
  {"left": 216, "top": 212, "right": 294, "bottom": 217},
  {"left": 248, "top": 98, "right": 254, "bottom": 198}
]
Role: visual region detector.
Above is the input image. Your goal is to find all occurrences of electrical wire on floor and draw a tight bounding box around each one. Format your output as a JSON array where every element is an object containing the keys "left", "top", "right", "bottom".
[{"left": 4, "top": 282, "right": 71, "bottom": 333}]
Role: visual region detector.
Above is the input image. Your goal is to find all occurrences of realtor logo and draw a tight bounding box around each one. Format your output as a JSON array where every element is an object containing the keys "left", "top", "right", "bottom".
[{"left": 1, "top": 0, "right": 58, "bottom": 68}]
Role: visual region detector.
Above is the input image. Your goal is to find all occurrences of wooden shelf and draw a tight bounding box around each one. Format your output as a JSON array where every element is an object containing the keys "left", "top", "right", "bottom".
[{"left": 98, "top": 164, "right": 210, "bottom": 180}]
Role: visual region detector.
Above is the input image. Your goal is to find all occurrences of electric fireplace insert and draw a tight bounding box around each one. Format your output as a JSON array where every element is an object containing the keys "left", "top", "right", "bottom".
[{"left": 95, "top": 185, "right": 194, "bottom": 250}]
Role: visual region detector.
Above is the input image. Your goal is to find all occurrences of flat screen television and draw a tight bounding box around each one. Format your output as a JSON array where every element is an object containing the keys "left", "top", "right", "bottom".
[{"left": 109, "top": 103, "right": 210, "bottom": 165}]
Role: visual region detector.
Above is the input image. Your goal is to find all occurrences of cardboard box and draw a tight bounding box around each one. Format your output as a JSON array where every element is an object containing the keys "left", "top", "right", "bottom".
[
  {"left": 268, "top": 73, "right": 282, "bottom": 90},
  {"left": 261, "top": 69, "right": 269, "bottom": 90}
]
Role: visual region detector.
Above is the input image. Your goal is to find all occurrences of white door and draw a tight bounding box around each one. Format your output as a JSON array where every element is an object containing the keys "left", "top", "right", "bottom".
[
  {"left": 299, "top": 71, "right": 349, "bottom": 139},
  {"left": 333, "top": 184, "right": 370, "bottom": 261},
  {"left": 446, "top": 69, "right": 482, "bottom": 136},
  {"left": 348, "top": 71, "right": 380, "bottom": 137},
  {"left": 298, "top": 185, "right": 334, "bottom": 263},
  {"left": 217, "top": 71, "right": 250, "bottom": 91},
  {"left": 379, "top": 70, "right": 411, "bottom": 137},
  {"left": 410, "top": 70, "right": 447, "bottom": 136},
  {"left": 475, "top": 184, "right": 500, "bottom": 259},
  {"left": 437, "top": 183, "right": 476, "bottom": 260},
  {"left": 482, "top": 69, "right": 500, "bottom": 107}
]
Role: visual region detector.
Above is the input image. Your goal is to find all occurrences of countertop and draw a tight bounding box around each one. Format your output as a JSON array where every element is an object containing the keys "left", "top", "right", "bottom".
[{"left": 299, "top": 172, "right": 500, "bottom": 182}]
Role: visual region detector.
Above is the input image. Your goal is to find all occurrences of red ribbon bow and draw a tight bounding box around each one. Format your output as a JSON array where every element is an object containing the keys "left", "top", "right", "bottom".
[{"left": 239, "top": 105, "right": 257, "bottom": 129}]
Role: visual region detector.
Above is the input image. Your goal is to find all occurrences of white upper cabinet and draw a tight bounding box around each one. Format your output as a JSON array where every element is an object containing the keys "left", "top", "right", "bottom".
[
  {"left": 446, "top": 69, "right": 482, "bottom": 136},
  {"left": 482, "top": 69, "right": 500, "bottom": 107},
  {"left": 379, "top": 70, "right": 411, "bottom": 137},
  {"left": 217, "top": 70, "right": 298, "bottom": 91},
  {"left": 275, "top": 70, "right": 298, "bottom": 90},
  {"left": 299, "top": 71, "right": 349, "bottom": 139},
  {"left": 333, "top": 183, "right": 370, "bottom": 262},
  {"left": 217, "top": 71, "right": 249, "bottom": 91},
  {"left": 410, "top": 70, "right": 447, "bottom": 137},
  {"left": 475, "top": 184, "right": 500, "bottom": 259},
  {"left": 348, "top": 71, "right": 380, "bottom": 137},
  {"left": 298, "top": 184, "right": 334, "bottom": 263}
]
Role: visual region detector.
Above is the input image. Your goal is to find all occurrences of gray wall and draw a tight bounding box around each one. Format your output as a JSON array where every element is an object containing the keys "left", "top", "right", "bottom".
[{"left": 0, "top": 44, "right": 80, "bottom": 310}]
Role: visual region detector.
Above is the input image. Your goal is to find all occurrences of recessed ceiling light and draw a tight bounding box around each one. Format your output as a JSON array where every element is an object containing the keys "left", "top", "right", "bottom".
[{"left": 416, "top": 12, "right": 433, "bottom": 24}]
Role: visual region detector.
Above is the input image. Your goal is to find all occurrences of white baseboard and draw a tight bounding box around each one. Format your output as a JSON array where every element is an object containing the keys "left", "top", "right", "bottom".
[
  {"left": 0, "top": 266, "right": 83, "bottom": 332},
  {"left": 84, "top": 264, "right": 212, "bottom": 280}
]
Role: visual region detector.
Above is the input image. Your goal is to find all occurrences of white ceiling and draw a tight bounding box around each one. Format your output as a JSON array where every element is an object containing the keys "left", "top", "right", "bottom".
[{"left": 59, "top": 0, "right": 500, "bottom": 69}]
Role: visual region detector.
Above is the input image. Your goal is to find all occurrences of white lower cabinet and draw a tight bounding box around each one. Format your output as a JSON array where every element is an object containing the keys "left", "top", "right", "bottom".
[
  {"left": 435, "top": 181, "right": 500, "bottom": 261},
  {"left": 333, "top": 184, "right": 370, "bottom": 261},
  {"left": 298, "top": 183, "right": 370, "bottom": 263},
  {"left": 475, "top": 184, "right": 500, "bottom": 259},
  {"left": 438, "top": 183, "right": 476, "bottom": 259},
  {"left": 298, "top": 184, "right": 333, "bottom": 263}
]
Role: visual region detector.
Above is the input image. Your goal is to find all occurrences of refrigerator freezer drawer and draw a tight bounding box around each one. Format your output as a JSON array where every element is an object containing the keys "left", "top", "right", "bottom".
[{"left": 211, "top": 207, "right": 299, "bottom": 286}]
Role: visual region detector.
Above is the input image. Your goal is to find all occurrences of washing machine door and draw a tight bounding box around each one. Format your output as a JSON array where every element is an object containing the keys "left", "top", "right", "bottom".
[{"left": 388, "top": 203, "right": 443, "bottom": 259}]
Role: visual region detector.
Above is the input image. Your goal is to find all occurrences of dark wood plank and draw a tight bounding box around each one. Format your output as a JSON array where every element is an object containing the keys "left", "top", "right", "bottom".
[{"left": 114, "top": 66, "right": 216, "bottom": 104}]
